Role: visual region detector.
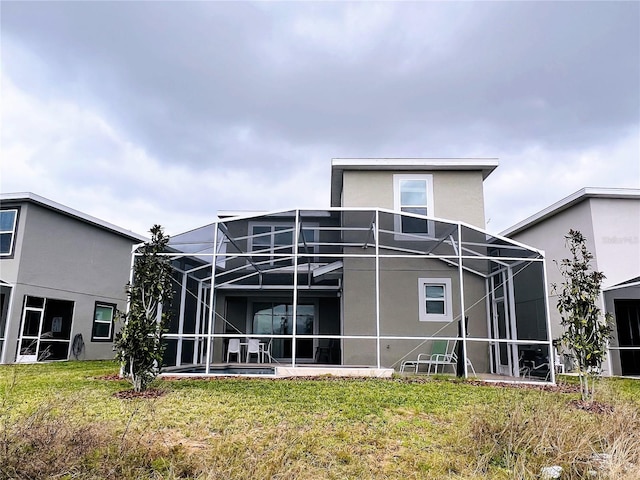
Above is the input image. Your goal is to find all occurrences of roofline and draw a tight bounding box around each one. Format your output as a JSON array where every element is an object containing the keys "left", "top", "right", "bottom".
[
  {"left": 330, "top": 158, "right": 499, "bottom": 207},
  {"left": 501, "top": 187, "right": 640, "bottom": 237},
  {"left": 604, "top": 281, "right": 640, "bottom": 291},
  {"left": 0, "top": 192, "right": 147, "bottom": 242}
]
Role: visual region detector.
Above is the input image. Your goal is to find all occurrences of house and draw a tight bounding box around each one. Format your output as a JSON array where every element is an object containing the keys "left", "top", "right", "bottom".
[
  {"left": 158, "top": 159, "right": 554, "bottom": 381},
  {"left": 0, "top": 193, "right": 146, "bottom": 363},
  {"left": 501, "top": 188, "right": 640, "bottom": 376}
]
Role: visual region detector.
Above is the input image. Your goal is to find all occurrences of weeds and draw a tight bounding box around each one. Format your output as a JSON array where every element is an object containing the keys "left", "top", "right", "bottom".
[
  {"left": 0, "top": 361, "right": 639, "bottom": 479},
  {"left": 468, "top": 394, "right": 640, "bottom": 479}
]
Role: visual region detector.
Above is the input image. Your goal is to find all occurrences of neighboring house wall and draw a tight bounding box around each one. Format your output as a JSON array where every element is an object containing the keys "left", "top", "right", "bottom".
[
  {"left": 1, "top": 197, "right": 142, "bottom": 363},
  {"left": 341, "top": 170, "right": 486, "bottom": 228},
  {"left": 589, "top": 198, "right": 640, "bottom": 289},
  {"left": 508, "top": 200, "right": 595, "bottom": 341},
  {"left": 505, "top": 191, "right": 640, "bottom": 376}
]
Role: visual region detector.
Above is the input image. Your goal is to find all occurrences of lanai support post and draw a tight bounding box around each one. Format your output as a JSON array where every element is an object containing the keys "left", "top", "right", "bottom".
[
  {"left": 176, "top": 271, "right": 187, "bottom": 367},
  {"left": 292, "top": 210, "right": 300, "bottom": 367},
  {"left": 205, "top": 223, "right": 219, "bottom": 374},
  {"left": 542, "top": 254, "right": 556, "bottom": 384},
  {"left": 375, "top": 210, "right": 381, "bottom": 369},
  {"left": 458, "top": 224, "right": 468, "bottom": 378}
]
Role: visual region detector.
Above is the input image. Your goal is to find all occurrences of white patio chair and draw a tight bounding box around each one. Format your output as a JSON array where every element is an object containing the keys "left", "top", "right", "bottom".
[
  {"left": 262, "top": 339, "right": 273, "bottom": 363},
  {"left": 400, "top": 340, "right": 453, "bottom": 374},
  {"left": 246, "top": 338, "right": 261, "bottom": 363},
  {"left": 554, "top": 347, "right": 565, "bottom": 374},
  {"left": 400, "top": 340, "right": 475, "bottom": 376},
  {"left": 226, "top": 338, "right": 241, "bottom": 363}
]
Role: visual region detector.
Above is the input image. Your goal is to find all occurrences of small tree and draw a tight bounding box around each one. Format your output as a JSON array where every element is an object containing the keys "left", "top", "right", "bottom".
[
  {"left": 115, "top": 225, "right": 174, "bottom": 392},
  {"left": 554, "top": 229, "right": 612, "bottom": 402}
]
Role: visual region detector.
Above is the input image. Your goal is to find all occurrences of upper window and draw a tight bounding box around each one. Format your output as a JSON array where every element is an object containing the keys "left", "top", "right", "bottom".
[
  {"left": 92, "top": 302, "right": 116, "bottom": 341},
  {"left": 418, "top": 278, "right": 453, "bottom": 322},
  {"left": 0, "top": 209, "right": 18, "bottom": 257},
  {"left": 249, "top": 223, "right": 317, "bottom": 264},
  {"left": 393, "top": 175, "right": 434, "bottom": 236}
]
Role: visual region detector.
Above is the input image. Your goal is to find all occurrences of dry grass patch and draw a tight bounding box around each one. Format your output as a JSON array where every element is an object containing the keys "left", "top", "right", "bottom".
[
  {"left": 468, "top": 395, "right": 640, "bottom": 479},
  {"left": 1, "top": 362, "right": 640, "bottom": 479}
]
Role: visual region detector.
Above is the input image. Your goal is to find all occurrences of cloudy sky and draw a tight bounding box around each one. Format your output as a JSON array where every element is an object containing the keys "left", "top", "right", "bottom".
[{"left": 2, "top": 1, "right": 639, "bottom": 236}]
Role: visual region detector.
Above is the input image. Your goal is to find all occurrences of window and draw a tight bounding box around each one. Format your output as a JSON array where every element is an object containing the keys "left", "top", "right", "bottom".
[
  {"left": 248, "top": 223, "right": 317, "bottom": 264},
  {"left": 418, "top": 278, "right": 453, "bottom": 322},
  {"left": 393, "top": 175, "right": 434, "bottom": 236},
  {"left": 0, "top": 209, "right": 18, "bottom": 257},
  {"left": 92, "top": 302, "right": 116, "bottom": 341}
]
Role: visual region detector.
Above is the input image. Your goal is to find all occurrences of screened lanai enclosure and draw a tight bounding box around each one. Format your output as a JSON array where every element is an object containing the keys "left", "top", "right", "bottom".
[{"left": 145, "top": 208, "right": 555, "bottom": 382}]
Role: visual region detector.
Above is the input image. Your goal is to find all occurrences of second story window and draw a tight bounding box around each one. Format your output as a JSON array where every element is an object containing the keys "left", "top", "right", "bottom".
[
  {"left": 393, "top": 174, "right": 434, "bottom": 236},
  {"left": 0, "top": 209, "right": 18, "bottom": 257},
  {"left": 249, "top": 223, "right": 317, "bottom": 264}
]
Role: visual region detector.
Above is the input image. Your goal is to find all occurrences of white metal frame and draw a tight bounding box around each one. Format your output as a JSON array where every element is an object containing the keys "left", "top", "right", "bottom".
[{"left": 132, "top": 207, "right": 552, "bottom": 382}]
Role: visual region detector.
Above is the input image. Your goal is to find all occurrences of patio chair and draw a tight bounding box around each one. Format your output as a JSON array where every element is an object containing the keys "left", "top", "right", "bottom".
[
  {"left": 520, "top": 348, "right": 551, "bottom": 380},
  {"left": 554, "top": 347, "right": 565, "bottom": 374},
  {"left": 400, "top": 340, "right": 455, "bottom": 374},
  {"left": 262, "top": 339, "right": 273, "bottom": 363},
  {"left": 315, "top": 339, "right": 338, "bottom": 363},
  {"left": 246, "top": 338, "right": 261, "bottom": 363},
  {"left": 227, "top": 338, "right": 241, "bottom": 363}
]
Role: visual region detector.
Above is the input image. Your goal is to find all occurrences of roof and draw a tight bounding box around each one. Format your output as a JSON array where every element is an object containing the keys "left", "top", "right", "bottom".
[
  {"left": 604, "top": 276, "right": 640, "bottom": 292},
  {"left": 501, "top": 187, "right": 640, "bottom": 237},
  {"left": 0, "top": 192, "right": 147, "bottom": 242},
  {"left": 330, "top": 158, "right": 499, "bottom": 207}
]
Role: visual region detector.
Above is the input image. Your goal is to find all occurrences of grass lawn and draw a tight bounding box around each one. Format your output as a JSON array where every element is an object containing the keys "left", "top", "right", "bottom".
[{"left": 1, "top": 361, "right": 639, "bottom": 479}]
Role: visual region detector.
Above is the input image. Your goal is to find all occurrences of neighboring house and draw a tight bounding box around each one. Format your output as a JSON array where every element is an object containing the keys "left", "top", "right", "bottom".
[
  {"left": 501, "top": 188, "right": 640, "bottom": 376},
  {"left": 158, "top": 159, "right": 554, "bottom": 381},
  {"left": 0, "top": 193, "right": 146, "bottom": 364}
]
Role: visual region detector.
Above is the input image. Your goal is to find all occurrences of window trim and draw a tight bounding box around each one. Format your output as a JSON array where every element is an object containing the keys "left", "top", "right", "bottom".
[
  {"left": 91, "top": 302, "right": 116, "bottom": 342},
  {"left": 418, "top": 278, "right": 453, "bottom": 322},
  {"left": 393, "top": 174, "right": 435, "bottom": 239},
  {"left": 0, "top": 208, "right": 19, "bottom": 258}
]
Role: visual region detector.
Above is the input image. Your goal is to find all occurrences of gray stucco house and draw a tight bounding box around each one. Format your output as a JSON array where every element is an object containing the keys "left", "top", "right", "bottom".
[
  {"left": 0, "top": 193, "right": 145, "bottom": 363},
  {"left": 158, "top": 159, "right": 554, "bottom": 381},
  {"left": 502, "top": 188, "right": 640, "bottom": 377}
]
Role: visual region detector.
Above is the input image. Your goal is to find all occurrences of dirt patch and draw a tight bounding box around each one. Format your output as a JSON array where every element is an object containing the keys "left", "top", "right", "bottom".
[
  {"left": 465, "top": 379, "right": 581, "bottom": 394},
  {"left": 113, "top": 388, "right": 167, "bottom": 399},
  {"left": 94, "top": 374, "right": 123, "bottom": 381},
  {"left": 568, "top": 399, "right": 615, "bottom": 414}
]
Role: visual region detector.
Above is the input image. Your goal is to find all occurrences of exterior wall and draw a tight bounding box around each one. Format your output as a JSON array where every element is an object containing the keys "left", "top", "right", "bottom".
[
  {"left": 508, "top": 196, "right": 640, "bottom": 376},
  {"left": 509, "top": 200, "right": 595, "bottom": 341},
  {"left": 341, "top": 170, "right": 486, "bottom": 228},
  {"left": 589, "top": 198, "right": 640, "bottom": 289},
  {"left": 341, "top": 253, "right": 489, "bottom": 371},
  {"left": 1, "top": 201, "right": 137, "bottom": 363}
]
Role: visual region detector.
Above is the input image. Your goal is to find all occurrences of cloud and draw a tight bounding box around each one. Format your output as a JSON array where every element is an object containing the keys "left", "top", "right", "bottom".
[
  {"left": 485, "top": 128, "right": 640, "bottom": 233},
  {"left": 1, "top": 1, "right": 638, "bottom": 237}
]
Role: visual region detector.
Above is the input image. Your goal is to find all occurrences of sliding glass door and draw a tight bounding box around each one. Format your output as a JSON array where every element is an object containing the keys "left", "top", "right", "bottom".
[{"left": 252, "top": 302, "right": 315, "bottom": 360}]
